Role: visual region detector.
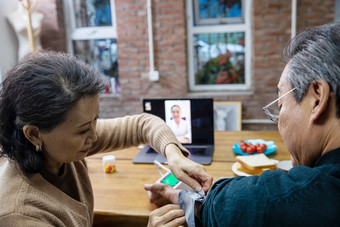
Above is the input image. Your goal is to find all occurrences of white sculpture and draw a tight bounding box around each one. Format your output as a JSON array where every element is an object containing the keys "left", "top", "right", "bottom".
[
  {"left": 214, "top": 107, "right": 230, "bottom": 131},
  {"left": 6, "top": 0, "right": 43, "bottom": 60}
]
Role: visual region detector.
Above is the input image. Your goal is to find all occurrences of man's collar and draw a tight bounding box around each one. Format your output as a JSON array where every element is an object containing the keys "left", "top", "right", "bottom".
[{"left": 315, "top": 147, "right": 340, "bottom": 166}]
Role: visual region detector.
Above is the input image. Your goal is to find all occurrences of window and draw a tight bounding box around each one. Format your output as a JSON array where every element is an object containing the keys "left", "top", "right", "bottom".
[
  {"left": 63, "top": 0, "right": 119, "bottom": 94},
  {"left": 187, "top": 0, "right": 252, "bottom": 92},
  {"left": 336, "top": 0, "right": 340, "bottom": 22}
]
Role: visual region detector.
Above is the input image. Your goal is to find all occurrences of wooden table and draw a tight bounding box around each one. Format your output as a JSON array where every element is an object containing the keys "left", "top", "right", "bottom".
[{"left": 88, "top": 131, "right": 290, "bottom": 226}]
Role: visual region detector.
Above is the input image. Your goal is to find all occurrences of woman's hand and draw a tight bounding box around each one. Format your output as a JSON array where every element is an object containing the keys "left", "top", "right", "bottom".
[
  {"left": 165, "top": 144, "right": 213, "bottom": 193},
  {"left": 144, "top": 183, "right": 180, "bottom": 207},
  {"left": 177, "top": 136, "right": 190, "bottom": 144},
  {"left": 147, "top": 204, "right": 186, "bottom": 227}
]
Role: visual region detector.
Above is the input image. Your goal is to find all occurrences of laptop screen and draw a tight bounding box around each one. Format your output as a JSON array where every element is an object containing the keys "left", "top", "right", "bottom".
[{"left": 143, "top": 98, "right": 214, "bottom": 145}]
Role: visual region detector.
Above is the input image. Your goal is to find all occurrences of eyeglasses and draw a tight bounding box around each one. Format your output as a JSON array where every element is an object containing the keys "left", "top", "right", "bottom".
[{"left": 263, "top": 87, "right": 297, "bottom": 123}]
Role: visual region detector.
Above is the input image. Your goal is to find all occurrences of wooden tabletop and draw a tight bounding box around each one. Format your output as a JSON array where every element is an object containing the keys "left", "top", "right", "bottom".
[{"left": 88, "top": 130, "right": 290, "bottom": 226}]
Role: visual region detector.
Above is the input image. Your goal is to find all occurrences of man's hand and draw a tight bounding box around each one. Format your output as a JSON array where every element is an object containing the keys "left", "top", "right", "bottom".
[
  {"left": 144, "top": 183, "right": 180, "bottom": 207},
  {"left": 147, "top": 204, "right": 186, "bottom": 227}
]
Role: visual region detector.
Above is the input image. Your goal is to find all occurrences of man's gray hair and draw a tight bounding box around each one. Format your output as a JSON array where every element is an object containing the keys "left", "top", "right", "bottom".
[{"left": 283, "top": 22, "right": 340, "bottom": 117}]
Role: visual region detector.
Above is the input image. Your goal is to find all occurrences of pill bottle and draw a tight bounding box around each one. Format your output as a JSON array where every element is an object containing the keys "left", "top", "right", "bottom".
[{"left": 102, "top": 155, "right": 116, "bottom": 173}]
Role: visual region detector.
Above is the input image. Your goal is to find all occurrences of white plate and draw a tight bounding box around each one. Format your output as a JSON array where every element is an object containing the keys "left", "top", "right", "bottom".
[
  {"left": 232, "top": 159, "right": 279, "bottom": 177},
  {"left": 276, "top": 160, "right": 293, "bottom": 172},
  {"left": 232, "top": 162, "right": 252, "bottom": 176}
]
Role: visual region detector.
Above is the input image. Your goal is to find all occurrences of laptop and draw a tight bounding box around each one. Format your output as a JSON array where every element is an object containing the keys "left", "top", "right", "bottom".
[{"left": 132, "top": 98, "right": 214, "bottom": 165}]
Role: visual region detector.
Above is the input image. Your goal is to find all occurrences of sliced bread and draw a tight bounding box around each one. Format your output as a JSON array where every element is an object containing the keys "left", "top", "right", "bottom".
[{"left": 236, "top": 153, "right": 276, "bottom": 174}]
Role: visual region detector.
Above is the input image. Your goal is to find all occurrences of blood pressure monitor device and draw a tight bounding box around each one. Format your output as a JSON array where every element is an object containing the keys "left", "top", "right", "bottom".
[{"left": 154, "top": 160, "right": 192, "bottom": 190}]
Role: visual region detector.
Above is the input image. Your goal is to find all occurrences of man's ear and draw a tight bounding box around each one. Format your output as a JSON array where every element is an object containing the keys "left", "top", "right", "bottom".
[
  {"left": 310, "top": 80, "right": 331, "bottom": 123},
  {"left": 23, "top": 125, "right": 42, "bottom": 146}
]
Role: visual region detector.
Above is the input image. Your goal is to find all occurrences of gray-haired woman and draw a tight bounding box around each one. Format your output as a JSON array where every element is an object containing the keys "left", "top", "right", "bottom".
[{"left": 0, "top": 51, "right": 212, "bottom": 226}]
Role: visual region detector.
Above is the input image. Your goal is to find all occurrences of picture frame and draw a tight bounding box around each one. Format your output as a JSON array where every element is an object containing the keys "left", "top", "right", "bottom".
[{"left": 213, "top": 101, "right": 242, "bottom": 131}]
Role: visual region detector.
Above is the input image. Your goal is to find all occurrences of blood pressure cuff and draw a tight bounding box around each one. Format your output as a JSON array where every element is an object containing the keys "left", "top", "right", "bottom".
[
  {"left": 178, "top": 189, "right": 205, "bottom": 227},
  {"left": 178, "top": 178, "right": 230, "bottom": 227}
]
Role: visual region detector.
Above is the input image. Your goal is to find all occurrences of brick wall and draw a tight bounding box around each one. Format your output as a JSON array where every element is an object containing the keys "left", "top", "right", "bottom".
[
  {"left": 37, "top": 0, "right": 335, "bottom": 130},
  {"left": 243, "top": 0, "right": 292, "bottom": 130},
  {"left": 36, "top": 0, "right": 66, "bottom": 52},
  {"left": 297, "top": 0, "right": 335, "bottom": 31},
  {"left": 108, "top": 0, "right": 189, "bottom": 115}
]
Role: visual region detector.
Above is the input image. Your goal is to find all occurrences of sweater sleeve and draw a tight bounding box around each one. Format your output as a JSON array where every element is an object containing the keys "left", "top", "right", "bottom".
[
  {"left": 89, "top": 113, "right": 190, "bottom": 157},
  {"left": 200, "top": 176, "right": 269, "bottom": 226},
  {"left": 0, "top": 213, "right": 55, "bottom": 227}
]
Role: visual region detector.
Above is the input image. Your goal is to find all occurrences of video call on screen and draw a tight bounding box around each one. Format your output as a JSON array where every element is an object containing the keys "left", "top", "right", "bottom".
[{"left": 143, "top": 99, "right": 214, "bottom": 145}]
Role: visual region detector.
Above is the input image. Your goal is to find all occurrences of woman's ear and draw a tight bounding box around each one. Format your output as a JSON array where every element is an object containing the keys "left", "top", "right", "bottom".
[
  {"left": 23, "top": 125, "right": 42, "bottom": 146},
  {"left": 310, "top": 80, "right": 330, "bottom": 123}
]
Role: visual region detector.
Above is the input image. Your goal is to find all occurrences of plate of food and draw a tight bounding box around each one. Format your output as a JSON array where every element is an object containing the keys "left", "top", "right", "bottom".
[
  {"left": 232, "top": 153, "right": 278, "bottom": 176},
  {"left": 232, "top": 139, "right": 277, "bottom": 156}
]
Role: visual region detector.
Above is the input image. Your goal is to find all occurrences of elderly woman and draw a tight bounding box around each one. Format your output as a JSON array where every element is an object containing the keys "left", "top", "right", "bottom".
[{"left": 0, "top": 51, "right": 212, "bottom": 226}]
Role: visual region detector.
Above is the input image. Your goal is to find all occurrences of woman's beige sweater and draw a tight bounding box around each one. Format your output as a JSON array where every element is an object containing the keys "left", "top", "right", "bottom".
[{"left": 0, "top": 114, "right": 188, "bottom": 226}]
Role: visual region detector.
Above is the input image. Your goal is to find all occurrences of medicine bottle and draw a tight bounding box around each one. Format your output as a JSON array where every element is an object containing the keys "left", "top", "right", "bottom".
[{"left": 102, "top": 155, "right": 116, "bottom": 173}]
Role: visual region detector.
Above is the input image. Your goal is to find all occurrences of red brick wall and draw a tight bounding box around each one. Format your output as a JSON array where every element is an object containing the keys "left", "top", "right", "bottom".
[
  {"left": 37, "top": 0, "right": 335, "bottom": 130},
  {"left": 242, "top": 0, "right": 292, "bottom": 130},
  {"left": 105, "top": 0, "right": 189, "bottom": 115},
  {"left": 36, "top": 0, "right": 66, "bottom": 52},
  {"left": 297, "top": 0, "right": 335, "bottom": 31}
]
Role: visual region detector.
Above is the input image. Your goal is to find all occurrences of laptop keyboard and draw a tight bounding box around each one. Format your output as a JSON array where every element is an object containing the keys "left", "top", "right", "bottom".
[
  {"left": 146, "top": 146, "right": 207, "bottom": 155},
  {"left": 186, "top": 147, "right": 206, "bottom": 155},
  {"left": 147, "top": 147, "right": 206, "bottom": 154},
  {"left": 146, "top": 147, "right": 157, "bottom": 153}
]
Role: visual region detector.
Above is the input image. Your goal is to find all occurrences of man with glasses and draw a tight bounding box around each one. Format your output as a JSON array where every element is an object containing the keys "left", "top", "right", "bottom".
[{"left": 146, "top": 22, "right": 340, "bottom": 227}]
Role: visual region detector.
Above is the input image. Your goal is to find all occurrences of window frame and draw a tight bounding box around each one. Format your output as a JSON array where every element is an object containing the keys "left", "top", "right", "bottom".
[
  {"left": 63, "top": 0, "right": 119, "bottom": 94},
  {"left": 186, "top": 0, "right": 252, "bottom": 92},
  {"left": 193, "top": 0, "right": 245, "bottom": 25},
  {"left": 63, "top": 0, "right": 117, "bottom": 52}
]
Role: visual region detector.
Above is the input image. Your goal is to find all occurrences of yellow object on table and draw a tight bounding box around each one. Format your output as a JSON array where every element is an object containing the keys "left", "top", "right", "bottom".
[{"left": 102, "top": 155, "right": 116, "bottom": 173}]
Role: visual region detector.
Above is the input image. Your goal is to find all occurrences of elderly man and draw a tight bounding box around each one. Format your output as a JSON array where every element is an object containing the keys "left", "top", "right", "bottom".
[{"left": 145, "top": 22, "right": 340, "bottom": 227}]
